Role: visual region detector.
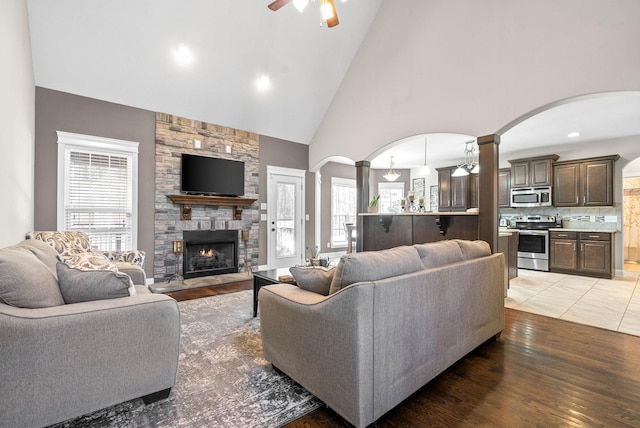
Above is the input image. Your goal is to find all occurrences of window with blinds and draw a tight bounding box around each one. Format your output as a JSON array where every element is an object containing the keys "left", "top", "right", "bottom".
[
  {"left": 57, "top": 131, "right": 139, "bottom": 251},
  {"left": 331, "top": 177, "right": 357, "bottom": 248}
]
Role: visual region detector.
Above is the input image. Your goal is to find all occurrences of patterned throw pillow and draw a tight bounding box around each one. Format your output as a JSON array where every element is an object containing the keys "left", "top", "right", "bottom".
[
  {"left": 27, "top": 231, "right": 93, "bottom": 259},
  {"left": 63, "top": 251, "right": 118, "bottom": 272}
]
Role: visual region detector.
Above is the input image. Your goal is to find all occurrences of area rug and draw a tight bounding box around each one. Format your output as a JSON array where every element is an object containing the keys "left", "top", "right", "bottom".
[{"left": 50, "top": 290, "right": 323, "bottom": 428}]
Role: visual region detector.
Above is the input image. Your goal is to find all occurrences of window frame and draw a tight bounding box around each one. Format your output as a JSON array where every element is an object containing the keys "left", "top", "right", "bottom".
[
  {"left": 378, "top": 181, "right": 405, "bottom": 213},
  {"left": 56, "top": 131, "right": 139, "bottom": 251},
  {"left": 330, "top": 177, "right": 357, "bottom": 249}
]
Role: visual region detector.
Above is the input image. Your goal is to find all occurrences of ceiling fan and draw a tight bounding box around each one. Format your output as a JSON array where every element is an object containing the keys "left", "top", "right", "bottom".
[{"left": 268, "top": 0, "right": 340, "bottom": 28}]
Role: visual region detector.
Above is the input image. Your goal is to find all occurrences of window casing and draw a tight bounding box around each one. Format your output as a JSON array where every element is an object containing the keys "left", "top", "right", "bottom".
[
  {"left": 331, "top": 177, "right": 357, "bottom": 248},
  {"left": 57, "top": 131, "right": 139, "bottom": 251},
  {"left": 378, "top": 182, "right": 405, "bottom": 213}
]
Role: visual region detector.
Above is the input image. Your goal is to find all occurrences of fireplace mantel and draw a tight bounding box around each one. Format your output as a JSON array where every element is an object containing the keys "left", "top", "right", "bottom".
[{"left": 167, "top": 194, "right": 257, "bottom": 220}]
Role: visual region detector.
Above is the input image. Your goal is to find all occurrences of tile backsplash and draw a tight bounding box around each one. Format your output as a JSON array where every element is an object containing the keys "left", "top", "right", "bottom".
[{"left": 499, "top": 205, "right": 621, "bottom": 231}]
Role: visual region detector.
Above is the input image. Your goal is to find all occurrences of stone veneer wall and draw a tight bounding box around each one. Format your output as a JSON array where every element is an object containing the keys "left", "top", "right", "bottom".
[{"left": 154, "top": 113, "right": 259, "bottom": 282}]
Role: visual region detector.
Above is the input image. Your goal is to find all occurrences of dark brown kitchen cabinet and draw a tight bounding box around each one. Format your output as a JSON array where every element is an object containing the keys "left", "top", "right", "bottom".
[
  {"left": 553, "top": 155, "right": 619, "bottom": 207},
  {"left": 437, "top": 167, "right": 452, "bottom": 210},
  {"left": 549, "top": 231, "right": 578, "bottom": 271},
  {"left": 580, "top": 232, "right": 612, "bottom": 276},
  {"left": 509, "top": 155, "right": 559, "bottom": 188},
  {"left": 437, "top": 166, "right": 476, "bottom": 212},
  {"left": 469, "top": 173, "right": 479, "bottom": 209},
  {"left": 498, "top": 168, "right": 511, "bottom": 208},
  {"left": 549, "top": 230, "right": 613, "bottom": 279}
]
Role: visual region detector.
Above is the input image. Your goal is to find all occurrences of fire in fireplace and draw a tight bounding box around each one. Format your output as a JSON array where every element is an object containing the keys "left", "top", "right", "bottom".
[{"left": 182, "top": 230, "right": 239, "bottom": 279}]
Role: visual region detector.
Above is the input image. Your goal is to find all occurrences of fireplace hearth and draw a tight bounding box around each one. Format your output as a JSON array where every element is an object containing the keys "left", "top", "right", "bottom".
[{"left": 183, "top": 230, "right": 239, "bottom": 279}]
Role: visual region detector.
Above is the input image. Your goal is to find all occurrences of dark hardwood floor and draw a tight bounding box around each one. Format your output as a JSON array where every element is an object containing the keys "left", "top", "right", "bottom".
[
  {"left": 168, "top": 283, "right": 640, "bottom": 426},
  {"left": 286, "top": 309, "right": 640, "bottom": 427},
  {"left": 166, "top": 279, "right": 252, "bottom": 301}
]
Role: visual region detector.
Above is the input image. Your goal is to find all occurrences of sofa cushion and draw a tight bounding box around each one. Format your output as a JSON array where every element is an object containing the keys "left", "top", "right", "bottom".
[
  {"left": 289, "top": 266, "right": 335, "bottom": 296},
  {"left": 329, "top": 246, "right": 424, "bottom": 295},
  {"left": 455, "top": 240, "right": 491, "bottom": 260},
  {"left": 56, "top": 262, "right": 136, "bottom": 304},
  {"left": 0, "top": 242, "right": 65, "bottom": 308},
  {"left": 19, "top": 238, "right": 61, "bottom": 277},
  {"left": 414, "top": 240, "right": 465, "bottom": 269}
]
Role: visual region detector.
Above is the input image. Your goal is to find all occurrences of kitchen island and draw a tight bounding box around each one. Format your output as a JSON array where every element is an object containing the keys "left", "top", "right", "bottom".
[{"left": 360, "top": 212, "right": 479, "bottom": 252}]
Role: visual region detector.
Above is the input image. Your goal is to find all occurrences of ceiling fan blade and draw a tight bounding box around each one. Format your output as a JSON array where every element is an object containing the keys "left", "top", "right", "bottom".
[
  {"left": 268, "top": 0, "right": 293, "bottom": 11},
  {"left": 326, "top": 0, "right": 339, "bottom": 27}
]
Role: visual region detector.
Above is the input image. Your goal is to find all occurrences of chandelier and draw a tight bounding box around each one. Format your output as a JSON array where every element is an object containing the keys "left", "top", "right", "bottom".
[
  {"left": 383, "top": 156, "right": 400, "bottom": 182},
  {"left": 452, "top": 141, "right": 479, "bottom": 177}
]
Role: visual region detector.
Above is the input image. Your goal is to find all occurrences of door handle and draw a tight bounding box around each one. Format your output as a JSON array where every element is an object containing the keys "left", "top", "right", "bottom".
[{"left": 271, "top": 228, "right": 276, "bottom": 232}]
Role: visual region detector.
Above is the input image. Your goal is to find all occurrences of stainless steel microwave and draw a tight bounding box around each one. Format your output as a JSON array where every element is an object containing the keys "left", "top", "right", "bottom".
[{"left": 510, "top": 186, "right": 552, "bottom": 208}]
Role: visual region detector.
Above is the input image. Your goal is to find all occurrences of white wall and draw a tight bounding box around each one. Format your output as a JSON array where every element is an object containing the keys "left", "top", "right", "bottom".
[
  {"left": 0, "top": 0, "right": 35, "bottom": 246},
  {"left": 310, "top": 0, "right": 640, "bottom": 169}
]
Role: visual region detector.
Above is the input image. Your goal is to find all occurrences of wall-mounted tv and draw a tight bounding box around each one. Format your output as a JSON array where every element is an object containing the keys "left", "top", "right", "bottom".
[{"left": 180, "top": 154, "right": 245, "bottom": 196}]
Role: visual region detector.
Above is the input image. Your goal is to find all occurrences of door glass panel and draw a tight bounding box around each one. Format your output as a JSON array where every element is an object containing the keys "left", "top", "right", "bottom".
[{"left": 276, "top": 182, "right": 296, "bottom": 258}]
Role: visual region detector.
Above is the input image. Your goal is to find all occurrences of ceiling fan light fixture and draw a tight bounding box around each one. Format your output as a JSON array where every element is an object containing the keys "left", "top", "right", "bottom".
[
  {"left": 292, "top": 0, "right": 309, "bottom": 13},
  {"left": 320, "top": 0, "right": 335, "bottom": 20},
  {"left": 383, "top": 156, "right": 401, "bottom": 182}
]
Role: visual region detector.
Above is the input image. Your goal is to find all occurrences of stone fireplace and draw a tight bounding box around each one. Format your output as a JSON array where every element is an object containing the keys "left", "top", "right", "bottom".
[
  {"left": 183, "top": 230, "right": 239, "bottom": 279},
  {"left": 154, "top": 113, "right": 259, "bottom": 282}
]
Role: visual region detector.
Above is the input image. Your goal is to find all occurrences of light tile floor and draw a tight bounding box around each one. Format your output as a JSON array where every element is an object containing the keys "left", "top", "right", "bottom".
[{"left": 505, "top": 268, "right": 640, "bottom": 337}]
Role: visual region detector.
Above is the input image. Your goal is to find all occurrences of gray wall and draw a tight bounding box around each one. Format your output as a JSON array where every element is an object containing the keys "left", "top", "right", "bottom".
[
  {"left": 0, "top": 0, "right": 35, "bottom": 247},
  {"left": 34, "top": 87, "right": 156, "bottom": 277},
  {"left": 258, "top": 135, "right": 314, "bottom": 266}
]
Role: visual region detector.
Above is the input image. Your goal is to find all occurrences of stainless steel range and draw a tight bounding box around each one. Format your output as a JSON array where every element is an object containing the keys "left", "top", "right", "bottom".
[{"left": 514, "top": 215, "right": 557, "bottom": 272}]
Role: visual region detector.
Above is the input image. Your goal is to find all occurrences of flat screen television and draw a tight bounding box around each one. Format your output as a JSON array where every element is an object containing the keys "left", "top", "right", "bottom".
[{"left": 180, "top": 154, "right": 245, "bottom": 196}]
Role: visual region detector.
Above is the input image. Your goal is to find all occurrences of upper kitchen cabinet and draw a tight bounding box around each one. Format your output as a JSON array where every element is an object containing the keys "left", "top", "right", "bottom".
[
  {"left": 437, "top": 166, "right": 475, "bottom": 212},
  {"left": 498, "top": 168, "right": 511, "bottom": 208},
  {"left": 509, "top": 155, "right": 559, "bottom": 188},
  {"left": 553, "top": 155, "right": 619, "bottom": 207}
]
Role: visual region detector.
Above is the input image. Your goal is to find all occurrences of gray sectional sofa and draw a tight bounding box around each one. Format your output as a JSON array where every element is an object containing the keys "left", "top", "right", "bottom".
[
  {"left": 0, "top": 239, "right": 180, "bottom": 428},
  {"left": 259, "top": 239, "right": 505, "bottom": 428}
]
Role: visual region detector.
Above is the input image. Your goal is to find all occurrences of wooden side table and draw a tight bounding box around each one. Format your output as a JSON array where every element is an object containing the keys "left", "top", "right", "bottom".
[{"left": 253, "top": 268, "right": 296, "bottom": 317}]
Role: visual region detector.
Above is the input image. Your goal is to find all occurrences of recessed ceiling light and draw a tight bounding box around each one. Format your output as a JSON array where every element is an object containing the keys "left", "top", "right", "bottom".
[
  {"left": 567, "top": 131, "right": 580, "bottom": 138},
  {"left": 174, "top": 44, "right": 193, "bottom": 65},
  {"left": 255, "top": 75, "right": 271, "bottom": 92}
]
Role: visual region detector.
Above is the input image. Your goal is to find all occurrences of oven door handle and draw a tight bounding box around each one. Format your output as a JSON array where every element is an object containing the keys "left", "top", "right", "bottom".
[{"left": 517, "top": 230, "right": 549, "bottom": 236}]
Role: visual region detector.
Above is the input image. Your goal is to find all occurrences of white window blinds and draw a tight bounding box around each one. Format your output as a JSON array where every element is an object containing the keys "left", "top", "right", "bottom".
[
  {"left": 57, "top": 131, "right": 139, "bottom": 251},
  {"left": 331, "top": 177, "right": 357, "bottom": 248}
]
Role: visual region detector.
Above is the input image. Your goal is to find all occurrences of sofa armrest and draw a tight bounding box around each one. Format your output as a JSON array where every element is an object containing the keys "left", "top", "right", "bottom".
[
  {"left": 258, "top": 282, "right": 376, "bottom": 427},
  {"left": 0, "top": 291, "right": 180, "bottom": 428},
  {"left": 103, "top": 250, "right": 146, "bottom": 267}
]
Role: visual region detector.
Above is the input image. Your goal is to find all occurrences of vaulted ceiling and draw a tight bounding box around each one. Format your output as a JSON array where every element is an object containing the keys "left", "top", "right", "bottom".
[{"left": 27, "top": 0, "right": 640, "bottom": 169}]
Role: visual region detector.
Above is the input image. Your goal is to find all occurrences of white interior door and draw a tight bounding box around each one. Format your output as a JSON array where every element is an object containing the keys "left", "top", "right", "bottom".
[{"left": 267, "top": 167, "right": 305, "bottom": 269}]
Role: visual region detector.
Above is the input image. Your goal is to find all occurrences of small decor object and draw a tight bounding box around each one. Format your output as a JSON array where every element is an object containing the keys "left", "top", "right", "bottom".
[
  {"left": 368, "top": 194, "right": 380, "bottom": 213},
  {"left": 277, "top": 275, "right": 295, "bottom": 283},
  {"left": 241, "top": 229, "right": 252, "bottom": 274},
  {"left": 400, "top": 198, "right": 406, "bottom": 211},
  {"left": 169, "top": 239, "right": 184, "bottom": 282},
  {"left": 412, "top": 177, "right": 425, "bottom": 199}
]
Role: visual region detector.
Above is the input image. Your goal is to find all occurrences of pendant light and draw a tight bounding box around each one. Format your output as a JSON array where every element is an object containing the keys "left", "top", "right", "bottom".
[
  {"left": 452, "top": 141, "right": 479, "bottom": 177},
  {"left": 383, "top": 156, "right": 400, "bottom": 182},
  {"left": 422, "top": 136, "right": 430, "bottom": 174}
]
